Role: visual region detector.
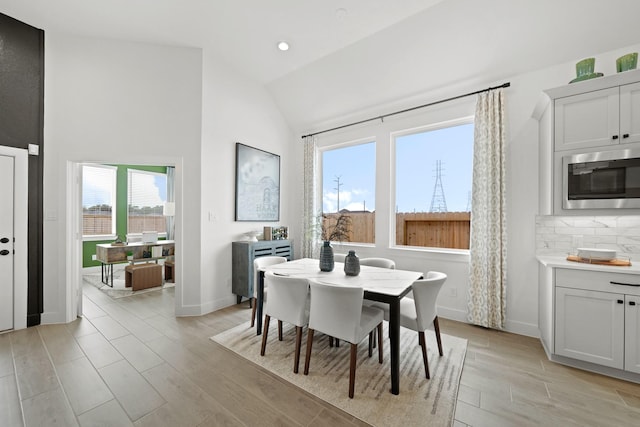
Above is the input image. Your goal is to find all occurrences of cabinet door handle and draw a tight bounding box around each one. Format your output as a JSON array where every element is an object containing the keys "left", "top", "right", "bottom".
[
  {"left": 0, "top": 250, "right": 9, "bottom": 256},
  {"left": 623, "top": 133, "right": 630, "bottom": 138},
  {"left": 618, "top": 299, "right": 624, "bottom": 304},
  {"left": 610, "top": 281, "right": 640, "bottom": 287},
  {"left": 630, "top": 301, "right": 637, "bottom": 306},
  {"left": 613, "top": 135, "right": 619, "bottom": 140},
  {"left": 0, "top": 237, "right": 9, "bottom": 244}
]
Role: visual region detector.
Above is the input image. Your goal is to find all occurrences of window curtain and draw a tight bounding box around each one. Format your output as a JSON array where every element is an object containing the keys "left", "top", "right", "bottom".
[
  {"left": 166, "top": 166, "right": 175, "bottom": 240},
  {"left": 301, "top": 135, "right": 319, "bottom": 258},
  {"left": 467, "top": 88, "right": 507, "bottom": 329}
]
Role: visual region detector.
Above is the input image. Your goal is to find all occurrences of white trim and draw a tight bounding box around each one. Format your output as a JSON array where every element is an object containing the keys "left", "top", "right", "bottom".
[
  {"left": 68, "top": 162, "right": 83, "bottom": 321},
  {"left": 0, "top": 146, "right": 28, "bottom": 330}
]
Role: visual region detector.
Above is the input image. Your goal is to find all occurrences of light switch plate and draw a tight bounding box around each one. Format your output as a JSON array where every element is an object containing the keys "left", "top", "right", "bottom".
[{"left": 28, "top": 144, "right": 39, "bottom": 155}]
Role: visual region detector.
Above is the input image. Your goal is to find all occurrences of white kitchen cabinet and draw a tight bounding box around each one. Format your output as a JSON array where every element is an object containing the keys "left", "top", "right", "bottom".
[
  {"left": 555, "top": 87, "right": 619, "bottom": 151},
  {"left": 619, "top": 82, "right": 640, "bottom": 145},
  {"left": 555, "top": 286, "right": 624, "bottom": 369},
  {"left": 625, "top": 294, "right": 640, "bottom": 374},
  {"left": 553, "top": 268, "right": 640, "bottom": 375},
  {"left": 554, "top": 82, "right": 640, "bottom": 151}
]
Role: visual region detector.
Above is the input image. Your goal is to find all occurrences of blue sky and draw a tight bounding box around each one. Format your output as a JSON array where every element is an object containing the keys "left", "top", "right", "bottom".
[{"left": 322, "top": 122, "right": 473, "bottom": 213}]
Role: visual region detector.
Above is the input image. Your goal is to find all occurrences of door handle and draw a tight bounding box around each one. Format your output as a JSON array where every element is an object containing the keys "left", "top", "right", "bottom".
[
  {"left": 613, "top": 135, "right": 619, "bottom": 140},
  {"left": 0, "top": 237, "right": 8, "bottom": 244},
  {"left": 630, "top": 301, "right": 637, "bottom": 306},
  {"left": 610, "top": 281, "right": 640, "bottom": 287},
  {"left": 0, "top": 250, "right": 9, "bottom": 256},
  {"left": 623, "top": 133, "right": 630, "bottom": 139}
]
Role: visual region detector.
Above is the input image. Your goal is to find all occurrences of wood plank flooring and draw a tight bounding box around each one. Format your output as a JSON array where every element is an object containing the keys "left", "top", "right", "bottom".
[{"left": 0, "top": 281, "right": 639, "bottom": 426}]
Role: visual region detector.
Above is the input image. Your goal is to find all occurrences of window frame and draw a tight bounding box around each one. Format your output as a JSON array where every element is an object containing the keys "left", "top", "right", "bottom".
[
  {"left": 318, "top": 136, "right": 377, "bottom": 246},
  {"left": 81, "top": 164, "right": 117, "bottom": 241},
  {"left": 126, "top": 169, "right": 168, "bottom": 238},
  {"left": 315, "top": 97, "right": 475, "bottom": 257},
  {"left": 391, "top": 116, "right": 474, "bottom": 253}
]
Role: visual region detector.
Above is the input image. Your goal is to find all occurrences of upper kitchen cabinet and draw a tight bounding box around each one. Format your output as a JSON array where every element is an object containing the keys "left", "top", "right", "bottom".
[
  {"left": 554, "top": 87, "right": 619, "bottom": 151},
  {"left": 549, "top": 70, "right": 640, "bottom": 152},
  {"left": 619, "top": 82, "right": 640, "bottom": 146}
]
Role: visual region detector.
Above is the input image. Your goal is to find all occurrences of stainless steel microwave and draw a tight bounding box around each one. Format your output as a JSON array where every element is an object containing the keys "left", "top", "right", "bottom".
[{"left": 563, "top": 148, "right": 640, "bottom": 209}]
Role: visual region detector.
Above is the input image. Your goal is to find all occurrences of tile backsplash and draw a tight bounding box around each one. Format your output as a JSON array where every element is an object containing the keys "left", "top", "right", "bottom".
[{"left": 536, "top": 215, "right": 640, "bottom": 260}]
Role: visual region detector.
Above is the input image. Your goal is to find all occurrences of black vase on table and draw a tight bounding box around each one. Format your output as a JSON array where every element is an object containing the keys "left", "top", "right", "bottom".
[
  {"left": 344, "top": 250, "right": 360, "bottom": 276},
  {"left": 319, "top": 241, "right": 334, "bottom": 272}
]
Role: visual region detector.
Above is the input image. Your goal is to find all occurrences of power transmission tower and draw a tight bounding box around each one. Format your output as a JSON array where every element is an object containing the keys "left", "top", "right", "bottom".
[
  {"left": 429, "top": 160, "right": 448, "bottom": 212},
  {"left": 334, "top": 176, "right": 343, "bottom": 212}
]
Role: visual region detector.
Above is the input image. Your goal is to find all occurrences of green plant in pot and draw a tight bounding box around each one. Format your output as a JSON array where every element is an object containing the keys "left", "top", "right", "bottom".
[
  {"left": 318, "top": 212, "right": 351, "bottom": 272},
  {"left": 126, "top": 251, "right": 134, "bottom": 261}
]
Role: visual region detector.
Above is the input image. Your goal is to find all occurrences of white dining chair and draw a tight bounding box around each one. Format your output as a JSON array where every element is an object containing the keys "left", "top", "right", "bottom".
[
  {"left": 304, "top": 279, "right": 384, "bottom": 398},
  {"left": 251, "top": 256, "right": 288, "bottom": 327},
  {"left": 371, "top": 271, "right": 447, "bottom": 379},
  {"left": 260, "top": 271, "right": 310, "bottom": 373},
  {"left": 333, "top": 253, "right": 347, "bottom": 263},
  {"left": 359, "top": 257, "right": 396, "bottom": 345},
  {"left": 359, "top": 257, "right": 396, "bottom": 269}
]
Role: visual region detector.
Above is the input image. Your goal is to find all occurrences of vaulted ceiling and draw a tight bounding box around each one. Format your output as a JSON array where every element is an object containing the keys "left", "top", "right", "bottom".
[{"left": 2, "top": 0, "right": 640, "bottom": 133}]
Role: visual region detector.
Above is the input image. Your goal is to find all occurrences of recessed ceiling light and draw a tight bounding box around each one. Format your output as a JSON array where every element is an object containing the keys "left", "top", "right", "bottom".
[{"left": 277, "top": 41, "right": 289, "bottom": 51}]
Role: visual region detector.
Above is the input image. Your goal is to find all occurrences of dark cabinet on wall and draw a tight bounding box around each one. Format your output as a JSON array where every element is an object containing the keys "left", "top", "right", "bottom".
[
  {"left": 0, "top": 13, "right": 45, "bottom": 326},
  {"left": 232, "top": 240, "right": 293, "bottom": 303}
]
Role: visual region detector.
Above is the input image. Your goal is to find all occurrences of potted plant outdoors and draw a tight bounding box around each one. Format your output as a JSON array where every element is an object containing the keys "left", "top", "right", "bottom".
[{"left": 319, "top": 212, "right": 352, "bottom": 272}]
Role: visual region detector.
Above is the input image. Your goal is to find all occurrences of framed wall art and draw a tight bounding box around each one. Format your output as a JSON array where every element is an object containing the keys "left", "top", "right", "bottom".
[{"left": 235, "top": 142, "right": 280, "bottom": 221}]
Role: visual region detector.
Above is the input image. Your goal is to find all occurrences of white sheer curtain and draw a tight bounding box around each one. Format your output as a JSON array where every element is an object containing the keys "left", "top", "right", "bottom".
[
  {"left": 301, "top": 135, "right": 319, "bottom": 258},
  {"left": 467, "top": 88, "right": 507, "bottom": 329}
]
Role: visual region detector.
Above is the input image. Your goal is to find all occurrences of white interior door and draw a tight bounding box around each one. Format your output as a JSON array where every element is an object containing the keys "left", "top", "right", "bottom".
[{"left": 0, "top": 154, "right": 15, "bottom": 331}]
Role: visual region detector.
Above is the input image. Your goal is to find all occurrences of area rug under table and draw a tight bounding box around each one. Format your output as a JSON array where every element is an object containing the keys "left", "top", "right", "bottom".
[{"left": 211, "top": 321, "right": 467, "bottom": 427}]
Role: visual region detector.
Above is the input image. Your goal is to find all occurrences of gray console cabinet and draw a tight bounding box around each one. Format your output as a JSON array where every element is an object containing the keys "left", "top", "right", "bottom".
[{"left": 232, "top": 240, "right": 293, "bottom": 303}]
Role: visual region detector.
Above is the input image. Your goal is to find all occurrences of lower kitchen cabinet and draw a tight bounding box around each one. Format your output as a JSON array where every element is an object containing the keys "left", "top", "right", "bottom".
[
  {"left": 555, "top": 286, "right": 624, "bottom": 369},
  {"left": 625, "top": 293, "right": 640, "bottom": 374},
  {"left": 554, "top": 268, "right": 640, "bottom": 375}
]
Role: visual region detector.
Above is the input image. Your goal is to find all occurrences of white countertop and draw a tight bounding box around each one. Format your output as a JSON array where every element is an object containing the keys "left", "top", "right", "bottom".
[{"left": 537, "top": 255, "right": 640, "bottom": 274}]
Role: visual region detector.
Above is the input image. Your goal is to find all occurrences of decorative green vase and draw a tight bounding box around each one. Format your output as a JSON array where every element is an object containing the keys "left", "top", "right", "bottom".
[
  {"left": 576, "top": 58, "right": 595, "bottom": 77},
  {"left": 617, "top": 53, "right": 638, "bottom": 73}
]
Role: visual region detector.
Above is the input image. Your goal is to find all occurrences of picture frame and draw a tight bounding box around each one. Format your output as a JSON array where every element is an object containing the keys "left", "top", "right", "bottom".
[{"left": 235, "top": 143, "right": 280, "bottom": 221}]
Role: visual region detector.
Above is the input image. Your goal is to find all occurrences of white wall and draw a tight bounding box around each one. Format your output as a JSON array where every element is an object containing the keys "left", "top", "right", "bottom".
[
  {"left": 198, "top": 51, "right": 296, "bottom": 313},
  {"left": 43, "top": 34, "right": 203, "bottom": 322}
]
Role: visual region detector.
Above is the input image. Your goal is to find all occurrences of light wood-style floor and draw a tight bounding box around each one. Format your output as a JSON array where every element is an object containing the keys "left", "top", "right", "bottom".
[{"left": 1, "top": 282, "right": 640, "bottom": 427}]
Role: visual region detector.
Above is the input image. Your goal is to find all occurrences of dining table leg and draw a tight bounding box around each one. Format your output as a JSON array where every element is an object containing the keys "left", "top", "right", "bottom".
[
  {"left": 389, "top": 298, "right": 400, "bottom": 395},
  {"left": 256, "top": 270, "right": 265, "bottom": 336}
]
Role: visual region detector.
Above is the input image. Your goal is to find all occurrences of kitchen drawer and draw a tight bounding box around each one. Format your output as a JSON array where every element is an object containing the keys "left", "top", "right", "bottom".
[{"left": 556, "top": 268, "right": 640, "bottom": 296}]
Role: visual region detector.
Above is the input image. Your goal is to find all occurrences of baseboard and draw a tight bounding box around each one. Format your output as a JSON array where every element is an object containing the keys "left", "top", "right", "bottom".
[
  {"left": 437, "top": 306, "right": 467, "bottom": 323},
  {"left": 175, "top": 295, "right": 238, "bottom": 317},
  {"left": 504, "top": 319, "right": 539, "bottom": 338},
  {"left": 26, "top": 313, "right": 41, "bottom": 327},
  {"left": 437, "top": 306, "right": 539, "bottom": 338},
  {"left": 40, "top": 311, "right": 65, "bottom": 325}
]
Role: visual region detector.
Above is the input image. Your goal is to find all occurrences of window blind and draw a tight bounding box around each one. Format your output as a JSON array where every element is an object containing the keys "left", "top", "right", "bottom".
[{"left": 128, "top": 170, "right": 167, "bottom": 234}]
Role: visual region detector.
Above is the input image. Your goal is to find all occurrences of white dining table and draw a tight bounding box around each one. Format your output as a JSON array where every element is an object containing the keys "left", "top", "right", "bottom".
[{"left": 257, "top": 257, "right": 423, "bottom": 395}]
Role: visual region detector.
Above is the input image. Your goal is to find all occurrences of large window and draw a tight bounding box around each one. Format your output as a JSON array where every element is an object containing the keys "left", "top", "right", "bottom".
[
  {"left": 395, "top": 121, "right": 474, "bottom": 249},
  {"left": 127, "top": 170, "right": 167, "bottom": 235},
  {"left": 82, "top": 164, "right": 117, "bottom": 237},
  {"left": 321, "top": 141, "right": 376, "bottom": 244}
]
